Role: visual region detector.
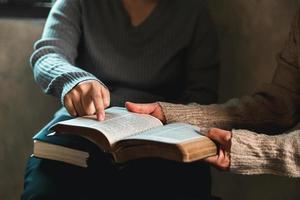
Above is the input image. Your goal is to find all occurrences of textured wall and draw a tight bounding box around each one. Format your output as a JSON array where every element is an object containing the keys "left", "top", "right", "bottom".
[
  {"left": 0, "top": 19, "right": 59, "bottom": 200},
  {"left": 1, "top": 0, "right": 300, "bottom": 199}
]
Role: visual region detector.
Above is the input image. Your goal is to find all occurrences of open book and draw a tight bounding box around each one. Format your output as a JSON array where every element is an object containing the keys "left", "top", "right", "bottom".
[{"left": 33, "top": 107, "right": 217, "bottom": 167}]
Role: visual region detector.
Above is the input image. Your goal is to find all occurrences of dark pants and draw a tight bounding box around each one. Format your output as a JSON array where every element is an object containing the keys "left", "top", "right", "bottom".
[{"left": 22, "top": 109, "right": 213, "bottom": 200}]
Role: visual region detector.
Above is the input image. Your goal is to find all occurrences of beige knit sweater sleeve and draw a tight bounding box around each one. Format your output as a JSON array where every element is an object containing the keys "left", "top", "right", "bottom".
[
  {"left": 159, "top": 10, "right": 300, "bottom": 177},
  {"left": 230, "top": 129, "right": 300, "bottom": 177}
]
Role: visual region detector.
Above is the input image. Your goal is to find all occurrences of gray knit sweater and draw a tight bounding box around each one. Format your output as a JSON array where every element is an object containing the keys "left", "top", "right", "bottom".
[
  {"left": 159, "top": 11, "right": 300, "bottom": 177},
  {"left": 30, "top": 0, "right": 219, "bottom": 106}
]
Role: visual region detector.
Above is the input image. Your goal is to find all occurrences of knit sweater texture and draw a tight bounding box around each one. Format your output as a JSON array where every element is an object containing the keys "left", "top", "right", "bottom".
[
  {"left": 159, "top": 10, "right": 300, "bottom": 177},
  {"left": 30, "top": 0, "right": 219, "bottom": 106}
]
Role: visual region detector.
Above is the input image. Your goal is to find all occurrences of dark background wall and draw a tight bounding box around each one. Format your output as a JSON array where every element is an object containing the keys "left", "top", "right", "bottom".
[
  {"left": 208, "top": 1, "right": 300, "bottom": 199},
  {"left": 0, "top": 0, "right": 300, "bottom": 199},
  {"left": 209, "top": 0, "right": 300, "bottom": 100}
]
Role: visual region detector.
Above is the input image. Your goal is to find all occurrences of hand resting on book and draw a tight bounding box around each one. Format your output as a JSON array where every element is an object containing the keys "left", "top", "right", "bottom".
[
  {"left": 205, "top": 128, "right": 231, "bottom": 170},
  {"left": 125, "top": 101, "right": 166, "bottom": 123},
  {"left": 125, "top": 101, "right": 231, "bottom": 170},
  {"left": 64, "top": 80, "right": 110, "bottom": 121}
]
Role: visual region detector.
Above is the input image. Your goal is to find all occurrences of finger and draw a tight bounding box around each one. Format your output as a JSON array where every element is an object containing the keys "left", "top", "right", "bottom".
[
  {"left": 207, "top": 128, "right": 232, "bottom": 145},
  {"left": 93, "top": 95, "right": 105, "bottom": 121},
  {"left": 125, "top": 102, "right": 156, "bottom": 114},
  {"left": 81, "top": 95, "right": 96, "bottom": 116},
  {"left": 218, "top": 147, "right": 225, "bottom": 160},
  {"left": 101, "top": 87, "right": 110, "bottom": 108},
  {"left": 126, "top": 102, "right": 166, "bottom": 122},
  {"left": 204, "top": 155, "right": 218, "bottom": 166},
  {"left": 218, "top": 148, "right": 230, "bottom": 170},
  {"left": 64, "top": 95, "right": 77, "bottom": 117},
  {"left": 72, "top": 93, "right": 85, "bottom": 116},
  {"left": 204, "top": 151, "right": 228, "bottom": 170}
]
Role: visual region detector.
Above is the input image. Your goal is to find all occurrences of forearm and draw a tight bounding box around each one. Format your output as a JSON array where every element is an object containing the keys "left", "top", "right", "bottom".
[
  {"left": 162, "top": 10, "right": 300, "bottom": 132},
  {"left": 159, "top": 102, "right": 232, "bottom": 132},
  {"left": 160, "top": 83, "right": 299, "bottom": 133},
  {"left": 30, "top": 0, "right": 102, "bottom": 104},
  {"left": 32, "top": 53, "right": 100, "bottom": 104},
  {"left": 230, "top": 129, "right": 300, "bottom": 177}
]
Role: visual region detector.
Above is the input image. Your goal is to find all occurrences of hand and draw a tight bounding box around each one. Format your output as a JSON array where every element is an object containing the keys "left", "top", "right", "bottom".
[
  {"left": 204, "top": 128, "right": 232, "bottom": 171},
  {"left": 125, "top": 102, "right": 166, "bottom": 123},
  {"left": 64, "top": 80, "right": 110, "bottom": 121}
]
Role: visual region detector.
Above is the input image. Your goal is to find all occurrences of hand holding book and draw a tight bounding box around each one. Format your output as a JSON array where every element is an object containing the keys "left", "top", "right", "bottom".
[
  {"left": 125, "top": 101, "right": 231, "bottom": 170},
  {"left": 205, "top": 128, "right": 231, "bottom": 170}
]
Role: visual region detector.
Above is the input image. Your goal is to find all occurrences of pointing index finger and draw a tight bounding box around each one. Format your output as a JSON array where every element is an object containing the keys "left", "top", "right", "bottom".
[{"left": 93, "top": 95, "right": 105, "bottom": 121}]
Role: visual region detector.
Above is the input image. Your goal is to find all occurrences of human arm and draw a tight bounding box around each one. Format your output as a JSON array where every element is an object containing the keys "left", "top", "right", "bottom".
[
  {"left": 159, "top": 84, "right": 300, "bottom": 133},
  {"left": 158, "top": 10, "right": 300, "bottom": 133},
  {"left": 230, "top": 128, "right": 300, "bottom": 177},
  {"left": 30, "top": 0, "right": 109, "bottom": 120},
  {"left": 125, "top": 102, "right": 300, "bottom": 177},
  {"left": 125, "top": 11, "right": 300, "bottom": 176},
  {"left": 205, "top": 128, "right": 300, "bottom": 177}
]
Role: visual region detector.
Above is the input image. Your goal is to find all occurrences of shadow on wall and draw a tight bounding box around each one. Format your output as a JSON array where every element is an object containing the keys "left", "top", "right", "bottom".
[{"left": 1, "top": 0, "right": 300, "bottom": 200}]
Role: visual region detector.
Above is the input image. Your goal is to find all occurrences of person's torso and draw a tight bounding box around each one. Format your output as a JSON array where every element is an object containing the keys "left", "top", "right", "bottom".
[{"left": 75, "top": 0, "right": 204, "bottom": 104}]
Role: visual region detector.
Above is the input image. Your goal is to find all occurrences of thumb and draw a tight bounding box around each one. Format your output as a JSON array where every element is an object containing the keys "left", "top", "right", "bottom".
[
  {"left": 206, "top": 128, "right": 232, "bottom": 146},
  {"left": 125, "top": 102, "right": 157, "bottom": 114}
]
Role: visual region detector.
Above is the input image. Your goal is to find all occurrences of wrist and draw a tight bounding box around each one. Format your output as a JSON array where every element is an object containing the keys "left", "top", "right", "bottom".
[{"left": 156, "top": 103, "right": 167, "bottom": 123}]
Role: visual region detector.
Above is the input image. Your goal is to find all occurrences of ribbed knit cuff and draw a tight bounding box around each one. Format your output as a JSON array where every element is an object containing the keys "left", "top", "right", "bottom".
[
  {"left": 230, "top": 129, "right": 299, "bottom": 177},
  {"left": 230, "top": 130, "right": 271, "bottom": 175},
  {"left": 158, "top": 102, "right": 181, "bottom": 123},
  {"left": 158, "top": 102, "right": 212, "bottom": 130}
]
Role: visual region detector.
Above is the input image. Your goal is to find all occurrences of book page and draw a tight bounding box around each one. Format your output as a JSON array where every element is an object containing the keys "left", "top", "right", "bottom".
[
  {"left": 54, "top": 107, "right": 163, "bottom": 144},
  {"left": 123, "top": 123, "right": 205, "bottom": 144}
]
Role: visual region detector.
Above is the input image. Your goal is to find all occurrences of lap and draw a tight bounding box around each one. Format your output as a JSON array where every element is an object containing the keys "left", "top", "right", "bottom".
[
  {"left": 118, "top": 158, "right": 211, "bottom": 199},
  {"left": 22, "top": 157, "right": 211, "bottom": 200},
  {"left": 22, "top": 108, "right": 212, "bottom": 200},
  {"left": 22, "top": 157, "right": 90, "bottom": 200}
]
